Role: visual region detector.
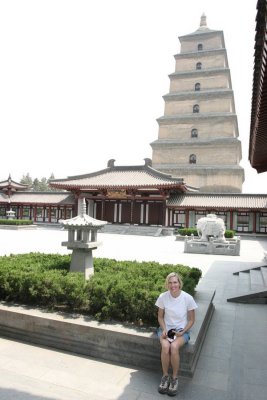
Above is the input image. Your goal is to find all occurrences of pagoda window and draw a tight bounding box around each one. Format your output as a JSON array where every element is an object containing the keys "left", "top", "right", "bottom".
[
  {"left": 193, "top": 104, "right": 199, "bottom": 113},
  {"left": 191, "top": 129, "right": 198, "bottom": 138},
  {"left": 198, "top": 43, "right": 203, "bottom": 51},
  {"left": 196, "top": 62, "right": 202, "bottom": 70},
  {"left": 189, "top": 154, "right": 196, "bottom": 164},
  {"left": 195, "top": 82, "right": 201, "bottom": 91}
]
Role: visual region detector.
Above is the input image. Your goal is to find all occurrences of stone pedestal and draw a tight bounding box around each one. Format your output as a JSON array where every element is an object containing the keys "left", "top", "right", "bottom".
[
  {"left": 70, "top": 249, "right": 94, "bottom": 279},
  {"left": 183, "top": 214, "right": 240, "bottom": 256},
  {"left": 61, "top": 240, "right": 102, "bottom": 279},
  {"left": 184, "top": 235, "right": 240, "bottom": 256}
]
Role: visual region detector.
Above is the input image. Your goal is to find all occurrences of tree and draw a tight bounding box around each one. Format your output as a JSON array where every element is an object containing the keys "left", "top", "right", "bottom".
[
  {"left": 32, "top": 178, "right": 40, "bottom": 191},
  {"left": 38, "top": 177, "right": 49, "bottom": 191},
  {"left": 20, "top": 173, "right": 33, "bottom": 187},
  {"left": 20, "top": 173, "right": 61, "bottom": 192}
]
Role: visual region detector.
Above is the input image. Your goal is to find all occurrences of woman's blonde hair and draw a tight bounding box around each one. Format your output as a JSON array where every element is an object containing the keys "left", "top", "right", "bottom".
[{"left": 165, "top": 272, "right": 183, "bottom": 289}]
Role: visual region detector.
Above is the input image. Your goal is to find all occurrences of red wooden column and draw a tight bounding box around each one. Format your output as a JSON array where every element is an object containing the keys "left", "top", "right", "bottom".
[{"left": 185, "top": 210, "right": 189, "bottom": 228}]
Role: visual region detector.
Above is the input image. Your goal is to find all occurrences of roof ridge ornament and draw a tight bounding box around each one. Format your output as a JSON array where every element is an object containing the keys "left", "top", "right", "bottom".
[
  {"left": 200, "top": 13, "right": 207, "bottom": 28},
  {"left": 107, "top": 159, "right": 116, "bottom": 168},
  {"left": 144, "top": 158, "right": 152, "bottom": 167}
]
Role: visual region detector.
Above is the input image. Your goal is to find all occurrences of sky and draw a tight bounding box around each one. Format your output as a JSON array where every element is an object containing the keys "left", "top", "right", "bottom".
[{"left": 0, "top": 0, "right": 264, "bottom": 193}]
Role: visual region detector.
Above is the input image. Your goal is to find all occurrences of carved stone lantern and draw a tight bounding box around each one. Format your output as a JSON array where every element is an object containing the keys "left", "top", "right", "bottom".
[{"left": 60, "top": 198, "right": 107, "bottom": 279}]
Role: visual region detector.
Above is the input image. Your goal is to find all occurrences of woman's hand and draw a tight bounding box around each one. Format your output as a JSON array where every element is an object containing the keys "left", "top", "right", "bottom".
[{"left": 161, "top": 330, "right": 168, "bottom": 339}]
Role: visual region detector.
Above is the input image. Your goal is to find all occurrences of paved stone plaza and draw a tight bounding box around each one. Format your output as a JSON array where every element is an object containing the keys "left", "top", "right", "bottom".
[{"left": 0, "top": 227, "right": 267, "bottom": 399}]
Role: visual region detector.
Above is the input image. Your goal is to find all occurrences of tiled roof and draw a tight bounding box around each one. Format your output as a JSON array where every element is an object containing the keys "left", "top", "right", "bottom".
[
  {"left": 49, "top": 160, "right": 193, "bottom": 191},
  {"left": 0, "top": 192, "right": 75, "bottom": 205},
  {"left": 167, "top": 193, "right": 267, "bottom": 209},
  {"left": 249, "top": 0, "right": 267, "bottom": 172},
  {"left": 0, "top": 177, "right": 29, "bottom": 190}
]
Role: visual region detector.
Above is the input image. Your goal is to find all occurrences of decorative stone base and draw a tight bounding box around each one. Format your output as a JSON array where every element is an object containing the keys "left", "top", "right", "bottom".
[{"left": 184, "top": 236, "right": 240, "bottom": 256}]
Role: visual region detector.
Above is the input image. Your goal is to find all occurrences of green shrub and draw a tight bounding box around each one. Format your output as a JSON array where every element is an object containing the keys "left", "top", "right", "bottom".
[
  {"left": 225, "top": 230, "right": 235, "bottom": 238},
  {"left": 88, "top": 259, "right": 201, "bottom": 325},
  {"left": 177, "top": 228, "right": 235, "bottom": 238},
  {"left": 0, "top": 253, "right": 202, "bottom": 327},
  {"left": 0, "top": 219, "right": 33, "bottom": 225},
  {"left": 176, "top": 228, "right": 198, "bottom": 236}
]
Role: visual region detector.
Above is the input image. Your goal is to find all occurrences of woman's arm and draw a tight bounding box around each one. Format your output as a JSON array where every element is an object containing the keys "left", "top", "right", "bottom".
[
  {"left": 158, "top": 307, "right": 167, "bottom": 338},
  {"left": 176, "top": 309, "right": 195, "bottom": 336}
]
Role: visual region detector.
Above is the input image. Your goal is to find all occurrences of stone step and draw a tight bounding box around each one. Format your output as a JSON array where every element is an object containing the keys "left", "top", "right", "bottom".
[
  {"left": 101, "top": 224, "right": 162, "bottom": 236},
  {"left": 250, "top": 268, "right": 267, "bottom": 291},
  {"left": 237, "top": 271, "right": 251, "bottom": 292},
  {"left": 127, "top": 226, "right": 162, "bottom": 236},
  {"left": 260, "top": 266, "right": 267, "bottom": 286},
  {"left": 228, "top": 266, "right": 267, "bottom": 304},
  {"left": 101, "top": 224, "right": 129, "bottom": 234}
]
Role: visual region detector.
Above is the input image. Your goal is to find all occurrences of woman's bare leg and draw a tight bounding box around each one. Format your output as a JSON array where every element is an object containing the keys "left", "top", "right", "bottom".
[{"left": 159, "top": 337, "right": 171, "bottom": 375}]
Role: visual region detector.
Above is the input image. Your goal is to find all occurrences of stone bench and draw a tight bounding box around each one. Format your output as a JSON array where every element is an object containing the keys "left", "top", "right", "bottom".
[{"left": 0, "top": 290, "right": 214, "bottom": 377}]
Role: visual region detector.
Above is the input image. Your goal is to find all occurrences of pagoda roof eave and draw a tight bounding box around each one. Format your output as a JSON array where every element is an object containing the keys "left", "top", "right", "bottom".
[
  {"left": 0, "top": 180, "right": 29, "bottom": 191},
  {"left": 179, "top": 29, "right": 222, "bottom": 40},
  {"left": 60, "top": 214, "right": 107, "bottom": 228}
]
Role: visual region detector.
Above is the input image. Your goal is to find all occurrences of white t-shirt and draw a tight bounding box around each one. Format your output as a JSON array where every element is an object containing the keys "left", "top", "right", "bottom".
[{"left": 155, "top": 290, "right": 198, "bottom": 332}]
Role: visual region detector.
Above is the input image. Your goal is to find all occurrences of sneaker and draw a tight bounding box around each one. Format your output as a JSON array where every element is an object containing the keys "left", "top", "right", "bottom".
[
  {"left": 158, "top": 375, "right": 170, "bottom": 394},
  {"left": 167, "top": 377, "right": 178, "bottom": 396}
]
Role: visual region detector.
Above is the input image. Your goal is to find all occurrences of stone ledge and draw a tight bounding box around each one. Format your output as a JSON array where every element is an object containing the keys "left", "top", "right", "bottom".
[
  {"left": 0, "top": 224, "right": 37, "bottom": 230},
  {"left": 0, "top": 290, "right": 215, "bottom": 377}
]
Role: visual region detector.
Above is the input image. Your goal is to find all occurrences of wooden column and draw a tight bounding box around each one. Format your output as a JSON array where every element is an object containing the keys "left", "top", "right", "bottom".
[
  {"left": 253, "top": 211, "right": 256, "bottom": 233},
  {"left": 229, "top": 211, "right": 233, "bottom": 230},
  {"left": 185, "top": 210, "right": 189, "bottom": 228}
]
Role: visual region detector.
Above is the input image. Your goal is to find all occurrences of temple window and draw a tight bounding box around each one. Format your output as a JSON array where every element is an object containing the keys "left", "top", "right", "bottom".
[
  {"left": 193, "top": 104, "right": 199, "bottom": 113},
  {"left": 195, "top": 82, "right": 201, "bottom": 91},
  {"left": 198, "top": 43, "right": 203, "bottom": 51},
  {"left": 196, "top": 62, "right": 202, "bottom": 70},
  {"left": 189, "top": 154, "right": 197, "bottom": 164},
  {"left": 191, "top": 129, "right": 198, "bottom": 138}
]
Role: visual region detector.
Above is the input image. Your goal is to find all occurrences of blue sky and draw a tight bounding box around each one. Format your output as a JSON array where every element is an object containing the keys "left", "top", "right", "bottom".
[{"left": 0, "top": 0, "right": 263, "bottom": 193}]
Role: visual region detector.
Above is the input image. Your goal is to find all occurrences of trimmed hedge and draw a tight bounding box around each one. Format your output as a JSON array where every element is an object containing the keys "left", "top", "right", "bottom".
[
  {"left": 0, "top": 253, "right": 202, "bottom": 326},
  {"left": 0, "top": 219, "right": 33, "bottom": 225},
  {"left": 176, "top": 228, "right": 236, "bottom": 238}
]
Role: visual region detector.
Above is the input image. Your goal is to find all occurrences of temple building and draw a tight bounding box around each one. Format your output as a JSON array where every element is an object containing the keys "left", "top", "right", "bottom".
[
  {"left": 49, "top": 158, "right": 196, "bottom": 227},
  {"left": 0, "top": 175, "right": 75, "bottom": 222},
  {"left": 1, "top": 11, "right": 267, "bottom": 234},
  {"left": 151, "top": 14, "right": 244, "bottom": 193}
]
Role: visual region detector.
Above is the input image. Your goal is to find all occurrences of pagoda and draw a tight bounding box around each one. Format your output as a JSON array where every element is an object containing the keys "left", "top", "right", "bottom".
[{"left": 151, "top": 15, "right": 244, "bottom": 193}]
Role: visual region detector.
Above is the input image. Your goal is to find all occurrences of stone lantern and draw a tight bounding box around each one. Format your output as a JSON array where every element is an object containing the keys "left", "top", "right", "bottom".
[
  {"left": 60, "top": 198, "right": 107, "bottom": 279},
  {"left": 6, "top": 209, "right": 15, "bottom": 219}
]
